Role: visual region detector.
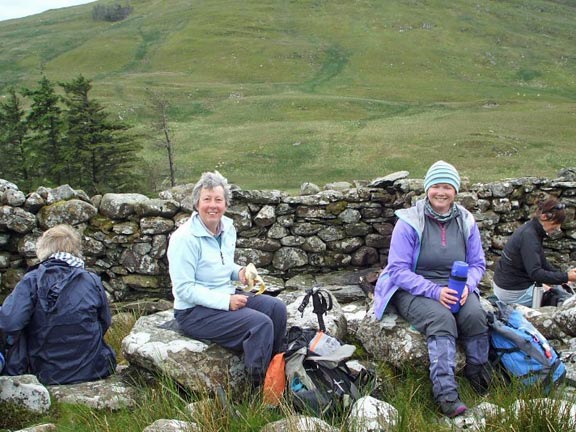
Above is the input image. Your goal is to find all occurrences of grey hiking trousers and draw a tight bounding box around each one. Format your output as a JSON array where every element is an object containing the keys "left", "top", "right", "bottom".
[{"left": 392, "top": 289, "right": 487, "bottom": 339}]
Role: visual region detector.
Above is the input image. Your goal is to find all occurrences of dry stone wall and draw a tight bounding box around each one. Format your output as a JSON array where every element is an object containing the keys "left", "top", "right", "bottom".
[{"left": 1, "top": 168, "right": 576, "bottom": 302}]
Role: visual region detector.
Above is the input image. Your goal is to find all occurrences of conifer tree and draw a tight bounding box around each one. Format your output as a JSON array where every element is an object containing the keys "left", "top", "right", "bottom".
[
  {"left": 22, "top": 76, "right": 64, "bottom": 187},
  {"left": 0, "top": 88, "right": 30, "bottom": 188},
  {"left": 60, "top": 75, "right": 141, "bottom": 194}
]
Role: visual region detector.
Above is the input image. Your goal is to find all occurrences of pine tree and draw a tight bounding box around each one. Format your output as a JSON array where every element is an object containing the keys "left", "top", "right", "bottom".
[
  {"left": 22, "top": 76, "right": 65, "bottom": 187},
  {"left": 0, "top": 88, "right": 30, "bottom": 188},
  {"left": 60, "top": 75, "right": 141, "bottom": 194}
]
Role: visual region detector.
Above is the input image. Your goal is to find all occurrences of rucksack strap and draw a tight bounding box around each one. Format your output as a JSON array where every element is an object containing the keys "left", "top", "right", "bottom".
[
  {"left": 493, "top": 346, "right": 521, "bottom": 355},
  {"left": 298, "top": 288, "right": 333, "bottom": 332},
  {"left": 541, "top": 357, "right": 564, "bottom": 391},
  {"left": 314, "top": 363, "right": 361, "bottom": 401}
]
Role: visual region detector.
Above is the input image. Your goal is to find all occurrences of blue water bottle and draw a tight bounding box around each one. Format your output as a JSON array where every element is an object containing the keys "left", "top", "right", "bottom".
[
  {"left": 0, "top": 351, "right": 5, "bottom": 373},
  {"left": 448, "top": 261, "right": 469, "bottom": 313}
]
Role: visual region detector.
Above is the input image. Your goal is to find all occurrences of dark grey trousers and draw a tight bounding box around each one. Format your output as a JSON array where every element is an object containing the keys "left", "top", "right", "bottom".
[
  {"left": 392, "top": 289, "right": 488, "bottom": 339},
  {"left": 393, "top": 289, "right": 489, "bottom": 402},
  {"left": 174, "top": 291, "right": 287, "bottom": 378}
]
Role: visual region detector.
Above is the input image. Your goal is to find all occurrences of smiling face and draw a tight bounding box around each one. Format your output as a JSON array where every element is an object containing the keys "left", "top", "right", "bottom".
[
  {"left": 427, "top": 183, "right": 456, "bottom": 214},
  {"left": 197, "top": 186, "right": 227, "bottom": 233}
]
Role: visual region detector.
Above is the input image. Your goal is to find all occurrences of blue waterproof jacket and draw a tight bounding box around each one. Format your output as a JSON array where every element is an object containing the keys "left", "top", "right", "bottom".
[{"left": 0, "top": 259, "right": 116, "bottom": 385}]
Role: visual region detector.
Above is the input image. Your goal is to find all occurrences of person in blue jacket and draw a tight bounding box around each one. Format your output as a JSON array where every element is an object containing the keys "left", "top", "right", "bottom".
[
  {"left": 167, "top": 171, "right": 287, "bottom": 387},
  {"left": 373, "top": 161, "right": 490, "bottom": 417},
  {"left": 0, "top": 224, "right": 116, "bottom": 385}
]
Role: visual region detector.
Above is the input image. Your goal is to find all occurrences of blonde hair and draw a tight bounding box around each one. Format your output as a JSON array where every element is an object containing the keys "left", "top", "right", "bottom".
[{"left": 36, "top": 224, "right": 82, "bottom": 261}]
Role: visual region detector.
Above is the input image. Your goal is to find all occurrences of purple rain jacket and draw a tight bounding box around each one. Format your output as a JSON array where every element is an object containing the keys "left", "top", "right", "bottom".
[
  {"left": 0, "top": 258, "right": 116, "bottom": 384},
  {"left": 374, "top": 199, "right": 486, "bottom": 320}
]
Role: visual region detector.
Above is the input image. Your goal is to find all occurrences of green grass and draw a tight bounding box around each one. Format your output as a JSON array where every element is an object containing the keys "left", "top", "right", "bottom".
[
  {"left": 4, "top": 317, "right": 575, "bottom": 432},
  {"left": 0, "top": 0, "right": 575, "bottom": 194}
]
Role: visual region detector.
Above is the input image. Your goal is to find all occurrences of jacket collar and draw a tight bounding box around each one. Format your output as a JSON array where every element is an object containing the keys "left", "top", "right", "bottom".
[
  {"left": 189, "top": 212, "right": 232, "bottom": 237},
  {"left": 530, "top": 217, "right": 546, "bottom": 239}
]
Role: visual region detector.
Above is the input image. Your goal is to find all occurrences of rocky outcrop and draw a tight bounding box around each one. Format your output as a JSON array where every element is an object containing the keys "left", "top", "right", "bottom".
[
  {"left": 357, "top": 308, "right": 430, "bottom": 369},
  {"left": 4, "top": 275, "right": 576, "bottom": 431},
  {"left": 121, "top": 309, "right": 248, "bottom": 393},
  {"left": 48, "top": 373, "right": 137, "bottom": 410},
  {"left": 120, "top": 292, "right": 349, "bottom": 393},
  {"left": 345, "top": 396, "right": 399, "bottom": 432},
  {"left": 142, "top": 419, "right": 199, "bottom": 432},
  {"left": 0, "top": 375, "right": 50, "bottom": 413},
  {"left": 261, "top": 415, "right": 338, "bottom": 432},
  {"left": 0, "top": 371, "right": 138, "bottom": 417}
]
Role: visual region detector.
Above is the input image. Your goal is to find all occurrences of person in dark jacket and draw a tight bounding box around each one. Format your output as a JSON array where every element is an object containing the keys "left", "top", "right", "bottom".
[
  {"left": 492, "top": 198, "right": 576, "bottom": 307},
  {"left": 0, "top": 224, "right": 116, "bottom": 385}
]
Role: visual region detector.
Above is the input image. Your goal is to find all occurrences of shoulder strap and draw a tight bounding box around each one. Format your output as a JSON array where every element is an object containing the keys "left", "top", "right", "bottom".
[
  {"left": 298, "top": 288, "right": 333, "bottom": 332},
  {"left": 316, "top": 363, "right": 361, "bottom": 401}
]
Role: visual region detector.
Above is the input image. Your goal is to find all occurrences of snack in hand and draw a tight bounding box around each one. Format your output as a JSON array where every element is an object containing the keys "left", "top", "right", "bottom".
[{"left": 244, "top": 263, "right": 266, "bottom": 295}]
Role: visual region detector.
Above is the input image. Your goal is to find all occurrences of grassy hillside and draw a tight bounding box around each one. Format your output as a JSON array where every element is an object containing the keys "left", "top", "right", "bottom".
[{"left": 1, "top": 0, "right": 575, "bottom": 192}]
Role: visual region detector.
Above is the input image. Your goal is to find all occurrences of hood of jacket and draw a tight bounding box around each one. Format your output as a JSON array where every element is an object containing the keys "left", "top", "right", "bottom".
[{"left": 35, "top": 259, "right": 83, "bottom": 312}]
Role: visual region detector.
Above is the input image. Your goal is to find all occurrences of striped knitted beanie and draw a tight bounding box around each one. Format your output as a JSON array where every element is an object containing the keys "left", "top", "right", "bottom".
[{"left": 424, "top": 160, "right": 460, "bottom": 193}]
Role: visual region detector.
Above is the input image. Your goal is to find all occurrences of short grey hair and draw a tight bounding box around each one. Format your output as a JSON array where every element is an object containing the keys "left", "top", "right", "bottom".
[
  {"left": 36, "top": 224, "right": 82, "bottom": 261},
  {"left": 191, "top": 170, "right": 232, "bottom": 209}
]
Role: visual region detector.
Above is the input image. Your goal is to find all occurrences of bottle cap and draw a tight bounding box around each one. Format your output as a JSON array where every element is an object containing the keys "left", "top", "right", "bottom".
[{"left": 451, "top": 261, "right": 469, "bottom": 278}]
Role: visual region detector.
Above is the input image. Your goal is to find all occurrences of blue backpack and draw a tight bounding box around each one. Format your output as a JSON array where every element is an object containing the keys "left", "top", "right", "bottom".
[{"left": 488, "top": 301, "right": 566, "bottom": 392}]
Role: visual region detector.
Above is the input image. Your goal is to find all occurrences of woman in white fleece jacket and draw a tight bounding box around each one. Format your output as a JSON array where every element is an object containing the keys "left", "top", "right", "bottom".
[{"left": 167, "top": 171, "right": 287, "bottom": 386}]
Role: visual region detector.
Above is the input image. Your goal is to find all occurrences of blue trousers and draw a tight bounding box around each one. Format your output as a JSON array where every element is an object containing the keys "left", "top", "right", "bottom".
[{"left": 174, "top": 291, "right": 287, "bottom": 379}]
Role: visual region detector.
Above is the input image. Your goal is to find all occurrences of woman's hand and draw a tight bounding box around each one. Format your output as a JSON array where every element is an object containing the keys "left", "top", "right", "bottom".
[
  {"left": 439, "top": 287, "right": 459, "bottom": 309},
  {"left": 229, "top": 294, "right": 248, "bottom": 311},
  {"left": 440, "top": 285, "right": 469, "bottom": 309},
  {"left": 238, "top": 267, "right": 247, "bottom": 285},
  {"left": 567, "top": 268, "right": 576, "bottom": 282},
  {"left": 459, "top": 286, "right": 469, "bottom": 306}
]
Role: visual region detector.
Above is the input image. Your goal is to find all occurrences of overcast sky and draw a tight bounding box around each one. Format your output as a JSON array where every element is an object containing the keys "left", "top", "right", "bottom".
[{"left": 0, "top": 1, "right": 95, "bottom": 22}]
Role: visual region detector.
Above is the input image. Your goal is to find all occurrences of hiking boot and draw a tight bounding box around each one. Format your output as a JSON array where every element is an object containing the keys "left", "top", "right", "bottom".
[
  {"left": 438, "top": 398, "right": 468, "bottom": 417},
  {"left": 428, "top": 337, "right": 468, "bottom": 417},
  {"left": 465, "top": 363, "right": 493, "bottom": 395}
]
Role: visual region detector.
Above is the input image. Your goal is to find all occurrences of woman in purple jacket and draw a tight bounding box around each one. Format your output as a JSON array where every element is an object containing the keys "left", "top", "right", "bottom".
[
  {"left": 374, "top": 161, "right": 490, "bottom": 417},
  {"left": 0, "top": 224, "right": 116, "bottom": 385}
]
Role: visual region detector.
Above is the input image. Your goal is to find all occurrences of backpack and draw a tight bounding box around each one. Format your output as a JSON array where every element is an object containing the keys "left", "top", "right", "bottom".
[
  {"left": 284, "top": 326, "right": 361, "bottom": 415},
  {"left": 488, "top": 300, "right": 566, "bottom": 392},
  {"left": 541, "top": 284, "right": 574, "bottom": 307},
  {"left": 283, "top": 288, "right": 370, "bottom": 415}
]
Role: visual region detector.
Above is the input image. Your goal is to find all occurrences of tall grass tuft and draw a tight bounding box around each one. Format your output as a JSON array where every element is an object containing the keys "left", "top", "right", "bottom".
[{"left": 106, "top": 311, "right": 138, "bottom": 365}]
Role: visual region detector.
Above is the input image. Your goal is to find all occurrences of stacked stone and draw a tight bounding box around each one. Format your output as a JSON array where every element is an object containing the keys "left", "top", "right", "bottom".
[{"left": 1, "top": 168, "right": 575, "bottom": 301}]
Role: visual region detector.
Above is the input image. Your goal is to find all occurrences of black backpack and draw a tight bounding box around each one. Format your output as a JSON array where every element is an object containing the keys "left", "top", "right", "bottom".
[
  {"left": 283, "top": 288, "right": 370, "bottom": 415},
  {"left": 541, "top": 284, "right": 574, "bottom": 307}
]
